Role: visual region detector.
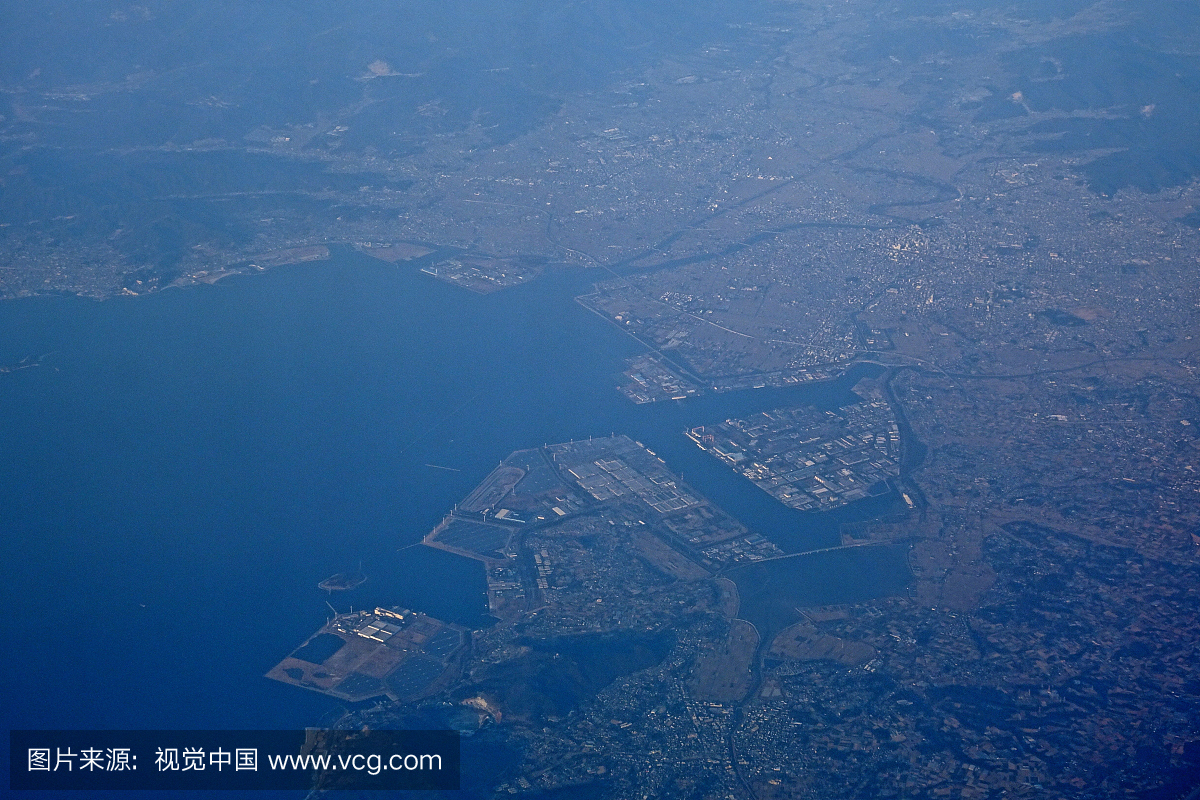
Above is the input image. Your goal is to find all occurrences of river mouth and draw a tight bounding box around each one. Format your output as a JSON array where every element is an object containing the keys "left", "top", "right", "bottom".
[{"left": 727, "top": 542, "right": 913, "bottom": 644}]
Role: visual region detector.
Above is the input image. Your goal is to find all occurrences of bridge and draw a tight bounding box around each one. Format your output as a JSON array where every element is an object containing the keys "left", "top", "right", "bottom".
[{"left": 751, "top": 540, "right": 891, "bottom": 564}]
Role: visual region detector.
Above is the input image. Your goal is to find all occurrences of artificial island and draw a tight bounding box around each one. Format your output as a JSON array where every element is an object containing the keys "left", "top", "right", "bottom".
[{"left": 271, "top": 372, "right": 932, "bottom": 797}]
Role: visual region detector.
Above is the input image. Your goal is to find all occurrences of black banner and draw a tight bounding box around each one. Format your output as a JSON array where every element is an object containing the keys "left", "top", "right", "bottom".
[{"left": 10, "top": 730, "right": 459, "bottom": 791}]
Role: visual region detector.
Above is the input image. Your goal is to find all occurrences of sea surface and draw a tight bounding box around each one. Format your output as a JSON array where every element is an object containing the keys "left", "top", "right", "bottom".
[{"left": 0, "top": 250, "right": 906, "bottom": 746}]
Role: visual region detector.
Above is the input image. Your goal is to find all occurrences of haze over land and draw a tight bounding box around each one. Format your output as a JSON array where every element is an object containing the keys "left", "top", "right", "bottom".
[{"left": 3, "top": 1, "right": 1200, "bottom": 797}]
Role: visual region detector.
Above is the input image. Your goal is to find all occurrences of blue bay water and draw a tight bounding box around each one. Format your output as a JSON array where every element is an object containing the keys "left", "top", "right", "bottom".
[{"left": 0, "top": 250, "right": 893, "bottom": 742}]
